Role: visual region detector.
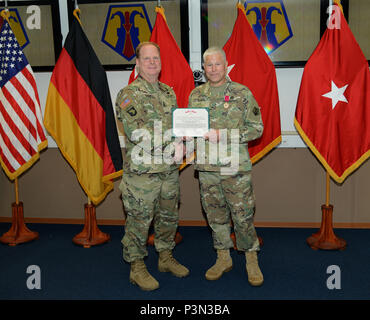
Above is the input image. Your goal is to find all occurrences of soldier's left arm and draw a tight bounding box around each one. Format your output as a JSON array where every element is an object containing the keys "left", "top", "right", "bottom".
[{"left": 239, "top": 90, "right": 264, "bottom": 143}]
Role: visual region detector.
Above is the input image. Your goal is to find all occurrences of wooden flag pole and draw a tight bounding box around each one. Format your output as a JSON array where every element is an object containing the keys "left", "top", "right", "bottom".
[
  {"left": 0, "top": 178, "right": 39, "bottom": 246},
  {"left": 15, "top": 177, "right": 19, "bottom": 204},
  {"left": 306, "top": 170, "right": 346, "bottom": 250},
  {"left": 325, "top": 171, "right": 330, "bottom": 206},
  {"left": 72, "top": 197, "right": 110, "bottom": 248}
]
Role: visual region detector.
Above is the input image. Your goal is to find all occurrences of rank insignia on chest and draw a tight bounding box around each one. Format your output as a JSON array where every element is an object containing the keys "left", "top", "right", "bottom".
[
  {"left": 127, "top": 106, "right": 137, "bottom": 117},
  {"left": 253, "top": 107, "right": 260, "bottom": 116}
]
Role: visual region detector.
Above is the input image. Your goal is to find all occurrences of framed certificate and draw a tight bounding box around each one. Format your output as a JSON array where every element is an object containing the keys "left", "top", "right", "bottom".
[{"left": 172, "top": 108, "right": 209, "bottom": 137}]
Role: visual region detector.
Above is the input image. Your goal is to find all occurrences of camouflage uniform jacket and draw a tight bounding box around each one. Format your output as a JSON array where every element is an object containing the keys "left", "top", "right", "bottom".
[
  {"left": 188, "top": 79, "right": 264, "bottom": 172},
  {"left": 115, "top": 76, "right": 179, "bottom": 174}
]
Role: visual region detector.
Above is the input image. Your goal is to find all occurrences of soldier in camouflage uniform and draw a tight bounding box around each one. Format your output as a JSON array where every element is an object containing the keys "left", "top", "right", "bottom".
[
  {"left": 188, "top": 46, "right": 264, "bottom": 286},
  {"left": 115, "top": 42, "right": 189, "bottom": 291}
]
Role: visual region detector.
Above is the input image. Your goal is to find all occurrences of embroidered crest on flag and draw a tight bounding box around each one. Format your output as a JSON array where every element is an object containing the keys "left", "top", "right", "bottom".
[
  {"left": 244, "top": 0, "right": 292, "bottom": 54},
  {"left": 101, "top": 4, "right": 152, "bottom": 61}
]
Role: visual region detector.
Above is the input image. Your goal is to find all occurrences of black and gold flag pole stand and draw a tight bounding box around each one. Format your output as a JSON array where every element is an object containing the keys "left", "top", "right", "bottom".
[
  {"left": 306, "top": 171, "right": 346, "bottom": 250},
  {"left": 0, "top": 178, "right": 39, "bottom": 246}
]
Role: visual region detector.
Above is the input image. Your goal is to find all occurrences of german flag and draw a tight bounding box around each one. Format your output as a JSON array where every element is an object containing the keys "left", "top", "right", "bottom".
[{"left": 44, "top": 14, "right": 122, "bottom": 205}]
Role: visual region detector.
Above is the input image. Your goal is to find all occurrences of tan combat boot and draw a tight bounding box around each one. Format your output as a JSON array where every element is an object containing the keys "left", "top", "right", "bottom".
[
  {"left": 245, "top": 251, "right": 264, "bottom": 286},
  {"left": 205, "top": 249, "right": 233, "bottom": 280},
  {"left": 130, "top": 260, "right": 159, "bottom": 291},
  {"left": 158, "top": 250, "right": 190, "bottom": 277}
]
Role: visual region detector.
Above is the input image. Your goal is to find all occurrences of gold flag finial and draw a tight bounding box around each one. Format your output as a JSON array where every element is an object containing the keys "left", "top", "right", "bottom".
[
  {"left": 0, "top": 9, "right": 11, "bottom": 24},
  {"left": 73, "top": 8, "right": 82, "bottom": 26},
  {"left": 333, "top": 0, "right": 343, "bottom": 13}
]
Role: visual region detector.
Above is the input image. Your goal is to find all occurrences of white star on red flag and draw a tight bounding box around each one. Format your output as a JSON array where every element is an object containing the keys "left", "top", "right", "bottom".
[{"left": 322, "top": 81, "right": 348, "bottom": 109}]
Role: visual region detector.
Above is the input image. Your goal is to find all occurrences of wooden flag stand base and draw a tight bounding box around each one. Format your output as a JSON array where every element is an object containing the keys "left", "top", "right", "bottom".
[
  {"left": 72, "top": 202, "right": 110, "bottom": 248},
  {"left": 307, "top": 204, "right": 346, "bottom": 250},
  {"left": 306, "top": 172, "right": 346, "bottom": 251},
  {"left": 0, "top": 202, "right": 39, "bottom": 246},
  {"left": 0, "top": 179, "right": 38, "bottom": 246}
]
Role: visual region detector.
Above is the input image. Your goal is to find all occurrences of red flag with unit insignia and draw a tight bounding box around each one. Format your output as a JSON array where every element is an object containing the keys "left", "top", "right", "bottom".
[
  {"left": 294, "top": 5, "right": 370, "bottom": 183},
  {"left": 129, "top": 7, "right": 194, "bottom": 108},
  {"left": 223, "top": 3, "right": 281, "bottom": 163},
  {"left": 44, "top": 15, "right": 123, "bottom": 205}
]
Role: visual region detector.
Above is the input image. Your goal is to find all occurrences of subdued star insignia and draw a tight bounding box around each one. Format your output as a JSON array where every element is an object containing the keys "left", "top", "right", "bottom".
[{"left": 253, "top": 107, "right": 259, "bottom": 116}]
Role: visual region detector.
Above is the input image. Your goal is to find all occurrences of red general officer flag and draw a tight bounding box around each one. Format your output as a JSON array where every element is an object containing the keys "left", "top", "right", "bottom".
[
  {"left": 0, "top": 17, "right": 47, "bottom": 180},
  {"left": 223, "top": 3, "right": 281, "bottom": 163},
  {"left": 44, "top": 14, "right": 123, "bottom": 205},
  {"left": 129, "top": 6, "right": 194, "bottom": 108},
  {"left": 294, "top": 5, "right": 370, "bottom": 183}
]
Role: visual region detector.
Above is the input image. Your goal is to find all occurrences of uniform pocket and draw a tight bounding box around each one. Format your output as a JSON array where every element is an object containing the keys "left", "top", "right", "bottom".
[{"left": 226, "top": 102, "right": 243, "bottom": 128}]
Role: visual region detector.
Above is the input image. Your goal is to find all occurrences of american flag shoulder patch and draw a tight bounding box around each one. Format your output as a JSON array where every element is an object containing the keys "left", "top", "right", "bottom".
[{"left": 120, "top": 98, "right": 131, "bottom": 109}]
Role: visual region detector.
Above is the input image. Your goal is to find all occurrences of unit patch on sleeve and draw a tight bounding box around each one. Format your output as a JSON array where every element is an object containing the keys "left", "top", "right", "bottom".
[{"left": 126, "top": 106, "right": 138, "bottom": 117}]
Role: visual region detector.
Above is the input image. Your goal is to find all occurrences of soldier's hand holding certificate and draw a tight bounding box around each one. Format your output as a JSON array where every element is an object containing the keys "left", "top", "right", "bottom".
[{"left": 172, "top": 108, "right": 209, "bottom": 137}]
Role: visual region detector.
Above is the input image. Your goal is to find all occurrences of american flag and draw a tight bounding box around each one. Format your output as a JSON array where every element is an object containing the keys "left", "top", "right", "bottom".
[{"left": 0, "top": 18, "right": 47, "bottom": 180}]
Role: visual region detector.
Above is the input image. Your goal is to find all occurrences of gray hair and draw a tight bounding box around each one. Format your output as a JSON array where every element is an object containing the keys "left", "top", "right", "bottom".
[{"left": 203, "top": 46, "right": 227, "bottom": 63}]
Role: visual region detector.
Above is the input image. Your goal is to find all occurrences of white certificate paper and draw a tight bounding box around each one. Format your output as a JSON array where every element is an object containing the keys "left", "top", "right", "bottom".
[{"left": 172, "top": 108, "right": 209, "bottom": 137}]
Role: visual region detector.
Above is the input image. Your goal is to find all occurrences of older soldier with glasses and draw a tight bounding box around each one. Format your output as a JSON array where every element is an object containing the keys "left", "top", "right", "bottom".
[
  {"left": 115, "top": 42, "right": 189, "bottom": 291},
  {"left": 188, "top": 46, "right": 264, "bottom": 286}
]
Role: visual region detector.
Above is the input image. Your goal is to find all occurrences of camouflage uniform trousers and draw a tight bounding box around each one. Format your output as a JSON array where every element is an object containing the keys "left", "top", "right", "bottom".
[
  {"left": 199, "top": 171, "right": 260, "bottom": 252},
  {"left": 120, "top": 170, "right": 180, "bottom": 263}
]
